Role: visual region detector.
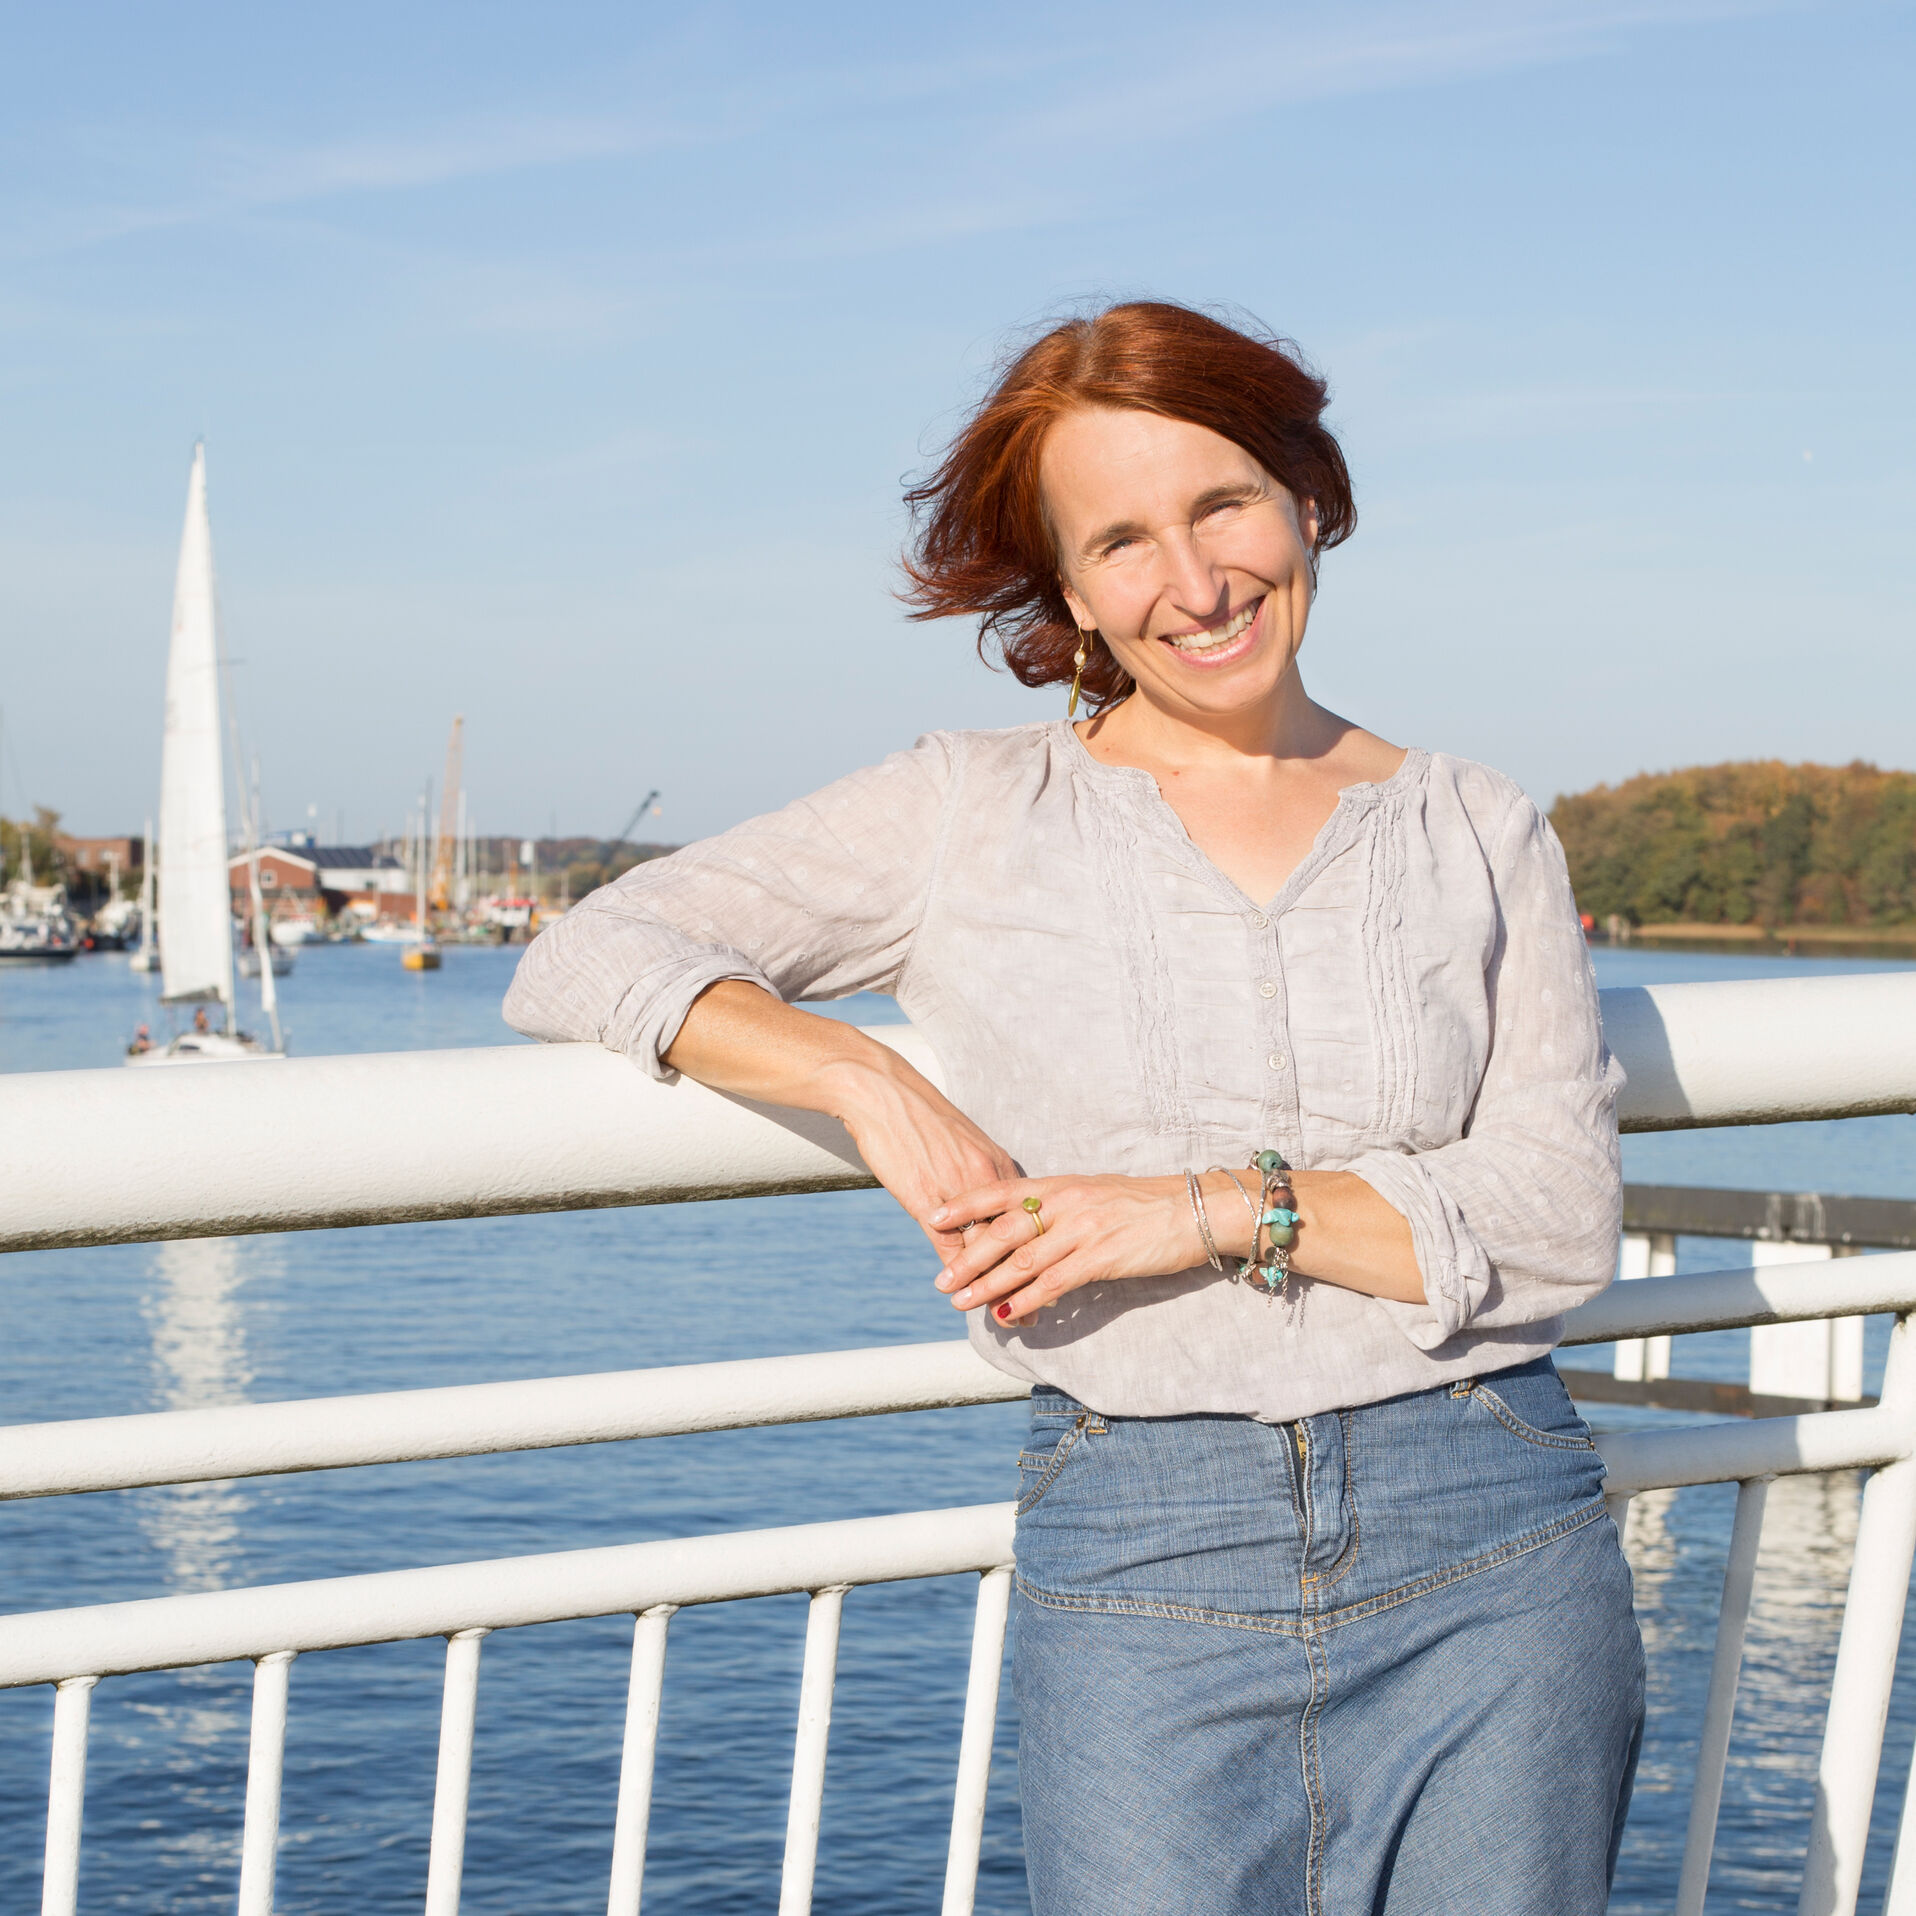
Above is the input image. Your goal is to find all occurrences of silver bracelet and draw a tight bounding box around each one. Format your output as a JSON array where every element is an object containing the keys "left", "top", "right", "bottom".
[
  {"left": 1208, "top": 1165, "right": 1259, "bottom": 1281},
  {"left": 1185, "top": 1170, "right": 1224, "bottom": 1273}
]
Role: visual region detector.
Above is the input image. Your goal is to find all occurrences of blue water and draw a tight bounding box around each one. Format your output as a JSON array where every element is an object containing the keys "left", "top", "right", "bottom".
[{"left": 1, "top": 943, "right": 1914, "bottom": 1912}]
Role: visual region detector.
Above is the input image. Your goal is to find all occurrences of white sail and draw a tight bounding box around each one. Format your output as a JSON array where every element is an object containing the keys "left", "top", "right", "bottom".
[{"left": 156, "top": 446, "right": 236, "bottom": 1016}]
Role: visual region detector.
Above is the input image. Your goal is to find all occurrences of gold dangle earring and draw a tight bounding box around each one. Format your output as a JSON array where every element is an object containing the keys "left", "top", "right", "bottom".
[{"left": 1068, "top": 628, "right": 1093, "bottom": 719}]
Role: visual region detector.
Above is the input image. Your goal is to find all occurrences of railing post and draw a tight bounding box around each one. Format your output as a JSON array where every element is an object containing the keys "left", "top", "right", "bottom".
[
  {"left": 942, "top": 1565, "right": 1014, "bottom": 1916},
  {"left": 1752, "top": 1240, "right": 1837, "bottom": 1403},
  {"left": 1832, "top": 1245, "right": 1867, "bottom": 1403},
  {"left": 606, "top": 1604, "right": 676, "bottom": 1916},
  {"left": 1798, "top": 1316, "right": 1916, "bottom": 1916},
  {"left": 779, "top": 1586, "right": 849, "bottom": 1916},
  {"left": 424, "top": 1627, "right": 488, "bottom": 1916},
  {"left": 41, "top": 1674, "right": 96, "bottom": 1916},
  {"left": 236, "top": 1650, "right": 296, "bottom": 1916},
  {"left": 1676, "top": 1479, "right": 1770, "bottom": 1916},
  {"left": 1614, "top": 1232, "right": 1653, "bottom": 1381},
  {"left": 1614, "top": 1232, "right": 1676, "bottom": 1381}
]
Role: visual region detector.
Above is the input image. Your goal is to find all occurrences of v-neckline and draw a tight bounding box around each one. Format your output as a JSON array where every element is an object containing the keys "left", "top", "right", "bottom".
[{"left": 1055, "top": 720, "right": 1427, "bottom": 916}]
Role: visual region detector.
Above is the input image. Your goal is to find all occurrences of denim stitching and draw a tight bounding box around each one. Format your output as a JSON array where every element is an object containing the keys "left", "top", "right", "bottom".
[
  {"left": 1015, "top": 1412, "right": 1087, "bottom": 1516},
  {"left": 1303, "top": 1409, "right": 1362, "bottom": 1597},
  {"left": 1014, "top": 1497, "right": 1607, "bottom": 1636},
  {"left": 1302, "top": 1625, "right": 1329, "bottom": 1916},
  {"left": 1467, "top": 1381, "right": 1598, "bottom": 1452}
]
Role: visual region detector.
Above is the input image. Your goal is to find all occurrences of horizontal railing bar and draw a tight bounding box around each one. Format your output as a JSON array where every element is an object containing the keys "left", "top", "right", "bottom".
[
  {"left": 0, "top": 1342, "right": 1026, "bottom": 1501},
  {"left": 1624, "top": 1182, "right": 1916, "bottom": 1251},
  {"left": 0, "top": 1259, "right": 1905, "bottom": 1503},
  {"left": 1, "top": 1383, "right": 1905, "bottom": 1691},
  {"left": 1556, "top": 1252, "right": 1916, "bottom": 1346},
  {"left": 0, "top": 1504, "right": 1018, "bottom": 1689},
  {"left": 5, "top": 975, "right": 1916, "bottom": 1255},
  {"left": 0, "top": 1258, "right": 1903, "bottom": 1504},
  {"left": 1597, "top": 1404, "right": 1910, "bottom": 1498}
]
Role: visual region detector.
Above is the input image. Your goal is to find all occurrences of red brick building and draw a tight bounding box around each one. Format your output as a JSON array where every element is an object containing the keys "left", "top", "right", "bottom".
[{"left": 228, "top": 845, "right": 412, "bottom": 923}]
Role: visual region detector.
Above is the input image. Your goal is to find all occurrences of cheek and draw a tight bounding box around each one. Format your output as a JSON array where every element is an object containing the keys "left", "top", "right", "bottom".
[{"left": 1077, "top": 570, "right": 1156, "bottom": 639}]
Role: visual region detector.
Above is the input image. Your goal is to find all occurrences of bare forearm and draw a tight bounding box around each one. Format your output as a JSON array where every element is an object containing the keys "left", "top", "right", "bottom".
[{"left": 662, "top": 979, "right": 910, "bottom": 1120}]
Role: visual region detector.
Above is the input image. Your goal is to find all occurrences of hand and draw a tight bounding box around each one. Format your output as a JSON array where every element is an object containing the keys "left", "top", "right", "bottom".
[
  {"left": 821, "top": 1053, "right": 1020, "bottom": 1264},
  {"left": 928, "top": 1173, "right": 1207, "bottom": 1325},
  {"left": 661, "top": 982, "right": 1019, "bottom": 1264}
]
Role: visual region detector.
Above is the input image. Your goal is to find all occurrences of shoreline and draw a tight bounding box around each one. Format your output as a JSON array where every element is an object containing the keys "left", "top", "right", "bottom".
[{"left": 1600, "top": 922, "right": 1916, "bottom": 957}]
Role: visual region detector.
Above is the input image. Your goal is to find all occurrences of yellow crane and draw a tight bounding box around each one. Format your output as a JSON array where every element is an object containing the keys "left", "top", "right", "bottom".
[{"left": 428, "top": 715, "right": 464, "bottom": 920}]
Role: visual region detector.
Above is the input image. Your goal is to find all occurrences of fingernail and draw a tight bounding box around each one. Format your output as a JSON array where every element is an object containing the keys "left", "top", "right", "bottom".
[
  {"left": 930, "top": 1206, "right": 951, "bottom": 1224},
  {"left": 994, "top": 1302, "right": 1011, "bottom": 1321},
  {"left": 935, "top": 1270, "right": 955, "bottom": 1291},
  {"left": 955, "top": 1287, "right": 974, "bottom": 1307}
]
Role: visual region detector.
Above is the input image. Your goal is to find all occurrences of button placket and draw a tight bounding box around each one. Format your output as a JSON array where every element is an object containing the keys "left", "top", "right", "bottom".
[{"left": 1250, "top": 912, "right": 1301, "bottom": 1150}]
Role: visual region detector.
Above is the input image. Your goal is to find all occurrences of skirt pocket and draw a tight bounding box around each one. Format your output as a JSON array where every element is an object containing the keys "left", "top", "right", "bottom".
[
  {"left": 1460, "top": 1363, "right": 1598, "bottom": 1453},
  {"left": 1017, "top": 1405, "right": 1089, "bottom": 1515}
]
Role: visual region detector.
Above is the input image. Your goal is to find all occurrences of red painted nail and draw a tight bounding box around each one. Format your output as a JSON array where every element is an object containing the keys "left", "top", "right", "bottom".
[{"left": 995, "top": 1303, "right": 1012, "bottom": 1321}]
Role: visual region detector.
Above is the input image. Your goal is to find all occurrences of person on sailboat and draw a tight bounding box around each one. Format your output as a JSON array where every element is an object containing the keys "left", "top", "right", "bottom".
[
  {"left": 193, "top": 1007, "right": 211, "bottom": 1034},
  {"left": 127, "top": 1024, "right": 152, "bottom": 1057}
]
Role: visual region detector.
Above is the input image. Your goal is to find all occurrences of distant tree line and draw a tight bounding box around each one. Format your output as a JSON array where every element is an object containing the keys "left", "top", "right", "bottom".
[{"left": 1550, "top": 762, "right": 1916, "bottom": 929}]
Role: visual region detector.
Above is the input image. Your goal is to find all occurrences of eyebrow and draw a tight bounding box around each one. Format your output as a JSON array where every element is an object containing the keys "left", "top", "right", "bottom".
[{"left": 1080, "top": 483, "right": 1263, "bottom": 559}]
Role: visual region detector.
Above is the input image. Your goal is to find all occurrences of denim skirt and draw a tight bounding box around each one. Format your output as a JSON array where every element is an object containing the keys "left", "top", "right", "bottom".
[{"left": 1011, "top": 1357, "right": 1645, "bottom": 1916}]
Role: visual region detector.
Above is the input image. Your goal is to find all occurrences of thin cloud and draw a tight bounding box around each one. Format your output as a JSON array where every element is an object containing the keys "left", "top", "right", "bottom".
[{"left": 1, "top": 0, "right": 1808, "bottom": 270}]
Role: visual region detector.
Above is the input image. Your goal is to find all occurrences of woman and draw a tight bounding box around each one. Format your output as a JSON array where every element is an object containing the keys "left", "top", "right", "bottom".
[{"left": 505, "top": 301, "right": 1644, "bottom": 1915}]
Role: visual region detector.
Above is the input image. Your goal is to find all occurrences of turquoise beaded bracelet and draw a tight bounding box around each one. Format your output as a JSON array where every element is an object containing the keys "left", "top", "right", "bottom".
[{"left": 1248, "top": 1149, "right": 1300, "bottom": 1298}]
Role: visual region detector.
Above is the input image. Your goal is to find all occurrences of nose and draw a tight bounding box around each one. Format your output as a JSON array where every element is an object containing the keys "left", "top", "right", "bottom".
[{"left": 1157, "top": 527, "right": 1230, "bottom": 629}]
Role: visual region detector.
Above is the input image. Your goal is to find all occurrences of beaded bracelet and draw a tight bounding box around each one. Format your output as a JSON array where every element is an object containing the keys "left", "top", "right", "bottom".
[
  {"left": 1246, "top": 1149, "right": 1301, "bottom": 1299},
  {"left": 1207, "top": 1155, "right": 1301, "bottom": 1298}
]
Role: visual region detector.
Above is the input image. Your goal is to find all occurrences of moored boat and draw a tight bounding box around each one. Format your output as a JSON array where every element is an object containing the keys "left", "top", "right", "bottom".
[{"left": 126, "top": 446, "right": 285, "bottom": 1067}]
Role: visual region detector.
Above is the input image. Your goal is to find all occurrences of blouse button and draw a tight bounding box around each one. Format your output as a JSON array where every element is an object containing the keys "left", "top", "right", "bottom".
[
  {"left": 1268, "top": 1052, "right": 1288, "bottom": 1071},
  {"left": 1250, "top": 913, "right": 1269, "bottom": 930},
  {"left": 1258, "top": 980, "right": 1278, "bottom": 1000}
]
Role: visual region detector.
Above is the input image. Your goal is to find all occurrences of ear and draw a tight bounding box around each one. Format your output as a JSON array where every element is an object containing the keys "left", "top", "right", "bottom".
[
  {"left": 1299, "top": 495, "right": 1321, "bottom": 551},
  {"left": 1059, "top": 579, "right": 1095, "bottom": 633}
]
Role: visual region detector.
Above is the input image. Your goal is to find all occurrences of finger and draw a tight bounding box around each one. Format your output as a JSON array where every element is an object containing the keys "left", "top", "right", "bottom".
[
  {"left": 928, "top": 1179, "right": 1034, "bottom": 1233},
  {"left": 945, "top": 1222, "right": 1075, "bottom": 1311},
  {"left": 935, "top": 1201, "right": 1048, "bottom": 1292},
  {"left": 991, "top": 1251, "right": 1092, "bottom": 1326}
]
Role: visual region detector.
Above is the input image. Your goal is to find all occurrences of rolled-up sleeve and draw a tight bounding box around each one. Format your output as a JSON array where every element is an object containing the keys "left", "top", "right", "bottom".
[
  {"left": 503, "top": 734, "right": 953, "bottom": 1079},
  {"left": 1348, "top": 796, "right": 1623, "bottom": 1350}
]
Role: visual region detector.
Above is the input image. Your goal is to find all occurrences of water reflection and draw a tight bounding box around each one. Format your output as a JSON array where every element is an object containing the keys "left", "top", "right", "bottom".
[
  {"left": 137, "top": 1236, "right": 257, "bottom": 1594},
  {"left": 1614, "top": 1467, "right": 1865, "bottom": 1910}
]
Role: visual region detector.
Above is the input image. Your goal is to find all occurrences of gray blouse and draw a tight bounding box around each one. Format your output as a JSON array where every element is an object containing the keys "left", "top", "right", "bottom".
[{"left": 504, "top": 720, "right": 1623, "bottom": 1422}]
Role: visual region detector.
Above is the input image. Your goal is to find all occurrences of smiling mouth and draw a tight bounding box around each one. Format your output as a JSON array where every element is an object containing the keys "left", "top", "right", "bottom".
[{"left": 1161, "top": 597, "right": 1263, "bottom": 655}]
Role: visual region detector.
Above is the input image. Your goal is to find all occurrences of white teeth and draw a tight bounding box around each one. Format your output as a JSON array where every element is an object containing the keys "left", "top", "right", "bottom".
[{"left": 1167, "top": 599, "right": 1260, "bottom": 652}]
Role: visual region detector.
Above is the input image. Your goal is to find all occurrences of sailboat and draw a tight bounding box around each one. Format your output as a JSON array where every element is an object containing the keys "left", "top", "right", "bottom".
[
  {"left": 127, "top": 447, "right": 285, "bottom": 1067},
  {"left": 128, "top": 819, "right": 159, "bottom": 970},
  {"left": 401, "top": 780, "right": 442, "bottom": 970}
]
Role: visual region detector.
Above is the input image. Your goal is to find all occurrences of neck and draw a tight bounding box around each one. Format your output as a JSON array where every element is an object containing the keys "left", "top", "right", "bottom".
[{"left": 1087, "top": 662, "right": 1344, "bottom": 771}]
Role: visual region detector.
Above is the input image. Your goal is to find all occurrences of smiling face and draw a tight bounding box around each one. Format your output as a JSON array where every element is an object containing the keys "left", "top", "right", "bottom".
[{"left": 1041, "top": 406, "right": 1320, "bottom": 724}]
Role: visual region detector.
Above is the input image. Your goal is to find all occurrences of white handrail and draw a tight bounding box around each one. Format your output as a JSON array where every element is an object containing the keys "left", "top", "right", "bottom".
[
  {"left": 0, "top": 1503, "right": 1017, "bottom": 1689},
  {"left": 6, "top": 974, "right": 1916, "bottom": 1254},
  {"left": 1, "top": 1256, "right": 1907, "bottom": 1503}
]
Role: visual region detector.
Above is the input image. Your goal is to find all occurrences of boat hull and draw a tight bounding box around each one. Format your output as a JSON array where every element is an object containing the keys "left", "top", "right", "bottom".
[{"left": 126, "top": 1032, "right": 284, "bottom": 1067}]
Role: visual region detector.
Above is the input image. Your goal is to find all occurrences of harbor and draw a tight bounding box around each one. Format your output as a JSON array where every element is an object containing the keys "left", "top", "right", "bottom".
[{"left": 0, "top": 5, "right": 1904, "bottom": 1909}]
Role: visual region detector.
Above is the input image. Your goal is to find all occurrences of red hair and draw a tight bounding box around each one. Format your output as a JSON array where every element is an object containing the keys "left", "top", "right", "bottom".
[{"left": 902, "top": 301, "right": 1355, "bottom": 713}]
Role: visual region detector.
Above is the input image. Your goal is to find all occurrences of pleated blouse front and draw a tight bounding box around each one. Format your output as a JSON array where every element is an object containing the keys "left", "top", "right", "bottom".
[{"left": 504, "top": 720, "right": 1623, "bottom": 1423}]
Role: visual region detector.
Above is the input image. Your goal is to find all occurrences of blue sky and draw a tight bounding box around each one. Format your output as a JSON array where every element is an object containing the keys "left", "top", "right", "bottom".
[{"left": 1, "top": 1, "right": 1909, "bottom": 844}]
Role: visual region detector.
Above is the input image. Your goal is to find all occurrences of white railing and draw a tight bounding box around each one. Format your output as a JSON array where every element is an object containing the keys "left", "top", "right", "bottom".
[
  {"left": 9, "top": 972, "right": 1916, "bottom": 1915},
  {"left": 6, "top": 973, "right": 1916, "bottom": 1254}
]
